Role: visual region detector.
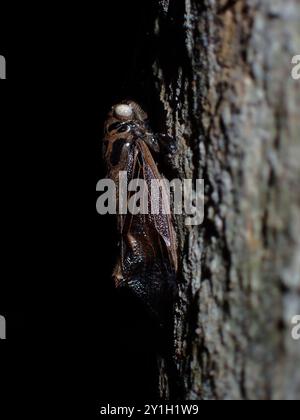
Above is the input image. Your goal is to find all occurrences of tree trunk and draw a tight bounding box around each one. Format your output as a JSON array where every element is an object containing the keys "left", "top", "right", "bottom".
[{"left": 151, "top": 0, "right": 300, "bottom": 400}]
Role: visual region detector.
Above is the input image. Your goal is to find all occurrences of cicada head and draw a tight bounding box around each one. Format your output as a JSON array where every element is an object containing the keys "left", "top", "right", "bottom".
[
  {"left": 112, "top": 100, "right": 148, "bottom": 122},
  {"left": 103, "top": 100, "right": 148, "bottom": 170}
]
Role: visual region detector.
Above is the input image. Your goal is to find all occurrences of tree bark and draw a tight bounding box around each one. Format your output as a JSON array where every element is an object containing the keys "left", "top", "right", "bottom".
[{"left": 152, "top": 0, "right": 300, "bottom": 400}]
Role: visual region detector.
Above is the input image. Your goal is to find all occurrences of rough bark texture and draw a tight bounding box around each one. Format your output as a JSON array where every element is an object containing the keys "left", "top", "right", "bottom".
[{"left": 153, "top": 0, "right": 300, "bottom": 400}]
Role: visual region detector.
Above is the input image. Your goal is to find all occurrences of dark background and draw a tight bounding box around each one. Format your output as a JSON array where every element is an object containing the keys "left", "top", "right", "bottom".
[
  {"left": 93, "top": 2, "right": 163, "bottom": 402},
  {"left": 0, "top": 0, "right": 168, "bottom": 405}
]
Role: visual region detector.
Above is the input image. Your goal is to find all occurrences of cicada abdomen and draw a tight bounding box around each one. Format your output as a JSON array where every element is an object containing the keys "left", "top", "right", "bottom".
[{"left": 102, "top": 100, "right": 178, "bottom": 325}]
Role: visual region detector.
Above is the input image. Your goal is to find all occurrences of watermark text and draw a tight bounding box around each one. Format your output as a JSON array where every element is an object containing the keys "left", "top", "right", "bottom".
[
  {"left": 96, "top": 172, "right": 204, "bottom": 226},
  {"left": 0, "top": 55, "right": 6, "bottom": 79},
  {"left": 291, "top": 315, "right": 300, "bottom": 340},
  {"left": 291, "top": 55, "right": 300, "bottom": 80},
  {"left": 0, "top": 314, "right": 6, "bottom": 339}
]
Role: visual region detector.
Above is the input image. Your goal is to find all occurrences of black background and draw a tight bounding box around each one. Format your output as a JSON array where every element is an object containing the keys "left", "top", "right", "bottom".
[
  {"left": 93, "top": 1, "right": 162, "bottom": 402},
  {"left": 0, "top": 0, "right": 167, "bottom": 407}
]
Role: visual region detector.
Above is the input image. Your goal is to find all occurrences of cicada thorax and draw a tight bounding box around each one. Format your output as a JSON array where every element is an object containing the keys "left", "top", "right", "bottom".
[{"left": 103, "top": 100, "right": 178, "bottom": 325}]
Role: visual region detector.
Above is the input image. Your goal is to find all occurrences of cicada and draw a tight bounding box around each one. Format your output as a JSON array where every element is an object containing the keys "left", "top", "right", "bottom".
[{"left": 102, "top": 100, "right": 178, "bottom": 325}]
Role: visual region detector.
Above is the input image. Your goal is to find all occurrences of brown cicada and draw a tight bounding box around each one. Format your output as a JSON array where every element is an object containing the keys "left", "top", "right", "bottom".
[{"left": 102, "top": 100, "right": 178, "bottom": 326}]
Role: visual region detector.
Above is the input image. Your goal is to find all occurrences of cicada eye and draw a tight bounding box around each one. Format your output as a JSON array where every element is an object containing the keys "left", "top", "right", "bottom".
[
  {"left": 117, "top": 124, "right": 130, "bottom": 133},
  {"left": 114, "top": 104, "right": 133, "bottom": 119}
]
